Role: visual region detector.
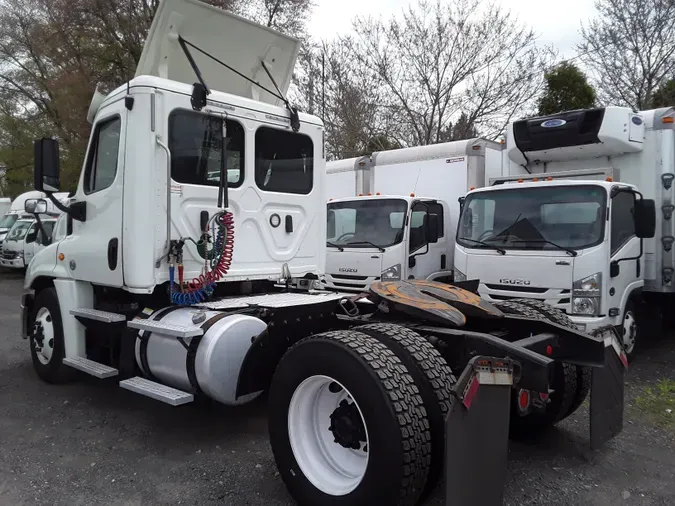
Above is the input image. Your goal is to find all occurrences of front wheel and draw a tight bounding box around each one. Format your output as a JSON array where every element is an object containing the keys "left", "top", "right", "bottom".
[
  {"left": 268, "top": 330, "right": 431, "bottom": 506},
  {"left": 619, "top": 299, "right": 639, "bottom": 358},
  {"left": 29, "top": 287, "right": 76, "bottom": 384}
]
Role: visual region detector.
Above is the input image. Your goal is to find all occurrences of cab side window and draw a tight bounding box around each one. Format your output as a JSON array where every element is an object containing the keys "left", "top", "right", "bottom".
[
  {"left": 409, "top": 202, "right": 443, "bottom": 253},
  {"left": 84, "top": 116, "right": 121, "bottom": 195},
  {"left": 611, "top": 191, "right": 636, "bottom": 254}
]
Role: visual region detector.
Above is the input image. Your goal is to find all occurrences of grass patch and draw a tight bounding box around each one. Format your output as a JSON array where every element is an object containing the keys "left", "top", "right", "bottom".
[{"left": 636, "top": 379, "right": 675, "bottom": 429}]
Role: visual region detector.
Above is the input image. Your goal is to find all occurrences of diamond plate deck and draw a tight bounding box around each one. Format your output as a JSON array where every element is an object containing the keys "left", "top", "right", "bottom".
[{"left": 196, "top": 291, "right": 350, "bottom": 310}]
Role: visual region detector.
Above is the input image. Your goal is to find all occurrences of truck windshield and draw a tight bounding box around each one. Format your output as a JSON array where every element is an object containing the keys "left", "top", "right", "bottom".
[
  {"left": 457, "top": 185, "right": 607, "bottom": 252},
  {"left": 6, "top": 220, "right": 33, "bottom": 242},
  {"left": 327, "top": 198, "right": 408, "bottom": 249},
  {"left": 0, "top": 214, "right": 18, "bottom": 229}
]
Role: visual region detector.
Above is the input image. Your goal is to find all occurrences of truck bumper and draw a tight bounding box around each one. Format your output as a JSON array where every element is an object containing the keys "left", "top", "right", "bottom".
[
  {"left": 569, "top": 315, "right": 617, "bottom": 334},
  {"left": 0, "top": 257, "right": 24, "bottom": 269}
]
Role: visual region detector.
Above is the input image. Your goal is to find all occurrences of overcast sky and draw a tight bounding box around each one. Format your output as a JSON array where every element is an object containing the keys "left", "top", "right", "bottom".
[{"left": 308, "top": 0, "right": 597, "bottom": 60}]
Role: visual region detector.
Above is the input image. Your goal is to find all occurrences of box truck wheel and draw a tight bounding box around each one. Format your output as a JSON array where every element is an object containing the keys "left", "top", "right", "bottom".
[
  {"left": 28, "top": 288, "right": 77, "bottom": 384},
  {"left": 355, "top": 323, "right": 455, "bottom": 501},
  {"left": 508, "top": 298, "right": 591, "bottom": 421},
  {"left": 492, "top": 300, "right": 577, "bottom": 437},
  {"left": 268, "top": 330, "right": 431, "bottom": 506},
  {"left": 619, "top": 299, "right": 639, "bottom": 358}
]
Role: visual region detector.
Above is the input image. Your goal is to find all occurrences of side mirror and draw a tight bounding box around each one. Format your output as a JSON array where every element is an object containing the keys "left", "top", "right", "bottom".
[
  {"left": 25, "top": 198, "right": 48, "bottom": 214},
  {"left": 327, "top": 210, "right": 336, "bottom": 238},
  {"left": 33, "top": 138, "right": 61, "bottom": 192},
  {"left": 427, "top": 213, "right": 440, "bottom": 243},
  {"left": 634, "top": 198, "right": 656, "bottom": 238}
]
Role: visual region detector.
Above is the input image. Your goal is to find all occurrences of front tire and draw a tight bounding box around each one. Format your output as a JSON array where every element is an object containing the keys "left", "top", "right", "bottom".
[
  {"left": 268, "top": 330, "right": 431, "bottom": 506},
  {"left": 619, "top": 299, "right": 639, "bottom": 359},
  {"left": 29, "top": 287, "right": 76, "bottom": 384}
]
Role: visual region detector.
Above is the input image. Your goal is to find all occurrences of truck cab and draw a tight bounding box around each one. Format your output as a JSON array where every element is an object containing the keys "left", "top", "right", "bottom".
[
  {"left": 323, "top": 194, "right": 448, "bottom": 292},
  {"left": 455, "top": 106, "right": 660, "bottom": 355},
  {"left": 0, "top": 216, "right": 58, "bottom": 269}
]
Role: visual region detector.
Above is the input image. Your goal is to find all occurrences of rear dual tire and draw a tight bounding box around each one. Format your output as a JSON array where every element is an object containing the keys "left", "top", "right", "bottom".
[
  {"left": 492, "top": 299, "right": 588, "bottom": 436},
  {"left": 269, "top": 330, "right": 432, "bottom": 506}
]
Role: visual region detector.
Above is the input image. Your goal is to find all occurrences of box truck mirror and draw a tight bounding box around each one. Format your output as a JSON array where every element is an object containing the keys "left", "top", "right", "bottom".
[
  {"left": 33, "top": 138, "right": 61, "bottom": 193},
  {"left": 427, "top": 213, "right": 440, "bottom": 243},
  {"left": 634, "top": 198, "right": 656, "bottom": 239},
  {"left": 24, "top": 198, "right": 48, "bottom": 214}
]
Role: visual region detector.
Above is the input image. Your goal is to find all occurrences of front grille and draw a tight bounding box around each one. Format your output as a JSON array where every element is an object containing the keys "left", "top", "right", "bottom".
[
  {"left": 484, "top": 284, "right": 548, "bottom": 293},
  {"left": 480, "top": 284, "right": 571, "bottom": 313},
  {"left": 331, "top": 273, "right": 370, "bottom": 281},
  {"left": 2, "top": 251, "right": 17, "bottom": 260}
]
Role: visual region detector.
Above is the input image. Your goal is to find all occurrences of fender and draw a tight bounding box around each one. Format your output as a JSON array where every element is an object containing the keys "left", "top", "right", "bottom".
[{"left": 616, "top": 281, "right": 643, "bottom": 323}]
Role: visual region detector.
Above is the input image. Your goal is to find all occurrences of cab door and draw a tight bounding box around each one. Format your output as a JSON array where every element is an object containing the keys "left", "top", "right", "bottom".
[{"left": 58, "top": 100, "right": 126, "bottom": 286}]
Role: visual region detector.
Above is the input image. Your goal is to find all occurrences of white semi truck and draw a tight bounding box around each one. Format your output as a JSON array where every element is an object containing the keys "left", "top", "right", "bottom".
[
  {"left": 455, "top": 106, "right": 661, "bottom": 358},
  {"left": 19, "top": 1, "right": 627, "bottom": 505},
  {"left": 323, "top": 139, "right": 503, "bottom": 292}
]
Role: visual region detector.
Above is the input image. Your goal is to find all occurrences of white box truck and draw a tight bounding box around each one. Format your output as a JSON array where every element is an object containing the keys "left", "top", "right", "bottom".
[
  {"left": 0, "top": 197, "right": 10, "bottom": 216},
  {"left": 17, "top": 2, "right": 625, "bottom": 504},
  {"left": 454, "top": 106, "right": 663, "bottom": 358},
  {"left": 323, "top": 139, "right": 504, "bottom": 292}
]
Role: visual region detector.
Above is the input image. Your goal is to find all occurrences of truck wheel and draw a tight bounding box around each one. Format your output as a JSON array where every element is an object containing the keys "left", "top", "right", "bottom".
[
  {"left": 29, "top": 287, "right": 77, "bottom": 384},
  {"left": 618, "top": 299, "right": 639, "bottom": 358},
  {"left": 355, "top": 323, "right": 454, "bottom": 500},
  {"left": 492, "top": 300, "right": 577, "bottom": 437},
  {"left": 508, "top": 298, "right": 591, "bottom": 421},
  {"left": 268, "top": 330, "right": 431, "bottom": 506}
]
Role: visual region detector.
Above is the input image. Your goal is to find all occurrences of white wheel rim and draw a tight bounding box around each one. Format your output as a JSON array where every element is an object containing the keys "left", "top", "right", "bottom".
[
  {"left": 288, "top": 375, "right": 369, "bottom": 496},
  {"left": 34, "top": 307, "right": 55, "bottom": 365},
  {"left": 622, "top": 311, "right": 637, "bottom": 354}
]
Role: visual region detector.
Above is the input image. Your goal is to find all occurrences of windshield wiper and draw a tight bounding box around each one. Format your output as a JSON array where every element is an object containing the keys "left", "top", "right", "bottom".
[
  {"left": 508, "top": 239, "right": 578, "bottom": 257},
  {"left": 326, "top": 241, "right": 344, "bottom": 251},
  {"left": 345, "top": 240, "right": 386, "bottom": 252},
  {"left": 458, "top": 237, "right": 506, "bottom": 255}
]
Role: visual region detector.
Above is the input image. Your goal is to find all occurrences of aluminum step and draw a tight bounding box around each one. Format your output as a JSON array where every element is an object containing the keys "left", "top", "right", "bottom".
[
  {"left": 70, "top": 308, "right": 126, "bottom": 323},
  {"left": 63, "top": 356, "right": 118, "bottom": 379},
  {"left": 127, "top": 318, "right": 203, "bottom": 338},
  {"left": 119, "top": 377, "right": 194, "bottom": 406}
]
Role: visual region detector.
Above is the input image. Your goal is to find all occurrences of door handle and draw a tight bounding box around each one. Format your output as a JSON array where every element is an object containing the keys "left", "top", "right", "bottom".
[
  {"left": 285, "top": 215, "right": 293, "bottom": 233},
  {"left": 108, "top": 238, "right": 119, "bottom": 271}
]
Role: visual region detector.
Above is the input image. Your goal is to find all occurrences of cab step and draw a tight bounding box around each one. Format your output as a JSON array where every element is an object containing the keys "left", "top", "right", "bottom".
[
  {"left": 70, "top": 308, "right": 127, "bottom": 323},
  {"left": 119, "top": 377, "right": 194, "bottom": 406},
  {"left": 127, "top": 319, "right": 203, "bottom": 338},
  {"left": 63, "top": 356, "right": 119, "bottom": 379}
]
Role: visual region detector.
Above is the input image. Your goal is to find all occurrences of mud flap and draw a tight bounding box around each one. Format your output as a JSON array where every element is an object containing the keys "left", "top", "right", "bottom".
[
  {"left": 590, "top": 327, "right": 628, "bottom": 450},
  {"left": 445, "top": 356, "right": 518, "bottom": 506}
]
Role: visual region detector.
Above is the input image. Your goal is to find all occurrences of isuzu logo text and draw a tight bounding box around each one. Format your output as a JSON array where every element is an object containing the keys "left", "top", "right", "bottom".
[
  {"left": 339, "top": 267, "right": 358, "bottom": 273},
  {"left": 500, "top": 278, "right": 531, "bottom": 286}
]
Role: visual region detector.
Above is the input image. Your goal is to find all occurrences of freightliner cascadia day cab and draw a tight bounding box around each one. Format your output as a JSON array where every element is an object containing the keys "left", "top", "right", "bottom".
[
  {"left": 19, "top": 1, "right": 630, "bottom": 505},
  {"left": 455, "top": 106, "right": 661, "bottom": 358},
  {"left": 323, "top": 139, "right": 504, "bottom": 292}
]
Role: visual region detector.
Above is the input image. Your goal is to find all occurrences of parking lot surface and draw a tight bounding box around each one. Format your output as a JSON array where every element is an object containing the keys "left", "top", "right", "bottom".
[{"left": 1, "top": 269, "right": 674, "bottom": 505}]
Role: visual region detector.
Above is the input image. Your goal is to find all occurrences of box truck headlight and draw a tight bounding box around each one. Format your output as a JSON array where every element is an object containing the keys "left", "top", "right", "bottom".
[
  {"left": 381, "top": 264, "right": 401, "bottom": 281},
  {"left": 572, "top": 272, "right": 601, "bottom": 316},
  {"left": 454, "top": 269, "right": 467, "bottom": 282}
]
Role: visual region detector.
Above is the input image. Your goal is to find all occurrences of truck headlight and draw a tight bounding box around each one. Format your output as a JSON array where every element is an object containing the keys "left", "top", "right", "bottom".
[
  {"left": 454, "top": 269, "right": 467, "bottom": 282},
  {"left": 381, "top": 264, "right": 401, "bottom": 281},
  {"left": 16, "top": 251, "right": 23, "bottom": 258},
  {"left": 572, "top": 272, "right": 601, "bottom": 316}
]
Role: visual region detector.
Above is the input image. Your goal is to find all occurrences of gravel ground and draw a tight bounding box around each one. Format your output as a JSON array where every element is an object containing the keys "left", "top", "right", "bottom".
[{"left": 1, "top": 269, "right": 674, "bottom": 505}]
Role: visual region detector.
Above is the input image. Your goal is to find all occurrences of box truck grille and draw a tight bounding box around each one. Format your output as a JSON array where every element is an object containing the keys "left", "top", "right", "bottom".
[
  {"left": 331, "top": 274, "right": 370, "bottom": 281},
  {"left": 479, "top": 284, "right": 571, "bottom": 313},
  {"left": 2, "top": 251, "right": 17, "bottom": 260}
]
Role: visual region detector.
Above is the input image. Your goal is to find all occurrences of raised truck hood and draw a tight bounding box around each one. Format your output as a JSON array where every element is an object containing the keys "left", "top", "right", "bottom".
[{"left": 135, "top": 0, "right": 300, "bottom": 107}]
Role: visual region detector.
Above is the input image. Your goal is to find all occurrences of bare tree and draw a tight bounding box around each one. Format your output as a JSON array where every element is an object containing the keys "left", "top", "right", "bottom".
[
  {"left": 577, "top": 0, "right": 675, "bottom": 110},
  {"left": 347, "top": 0, "right": 555, "bottom": 145}
]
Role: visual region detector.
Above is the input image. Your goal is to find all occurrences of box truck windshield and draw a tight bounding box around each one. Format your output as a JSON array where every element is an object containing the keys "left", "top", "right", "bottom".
[
  {"left": 327, "top": 198, "right": 407, "bottom": 250},
  {"left": 6, "top": 220, "right": 33, "bottom": 242},
  {"left": 458, "top": 185, "right": 607, "bottom": 252}
]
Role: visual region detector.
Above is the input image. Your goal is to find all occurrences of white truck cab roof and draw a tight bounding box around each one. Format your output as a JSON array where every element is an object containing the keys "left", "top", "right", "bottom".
[{"left": 465, "top": 179, "right": 637, "bottom": 196}]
